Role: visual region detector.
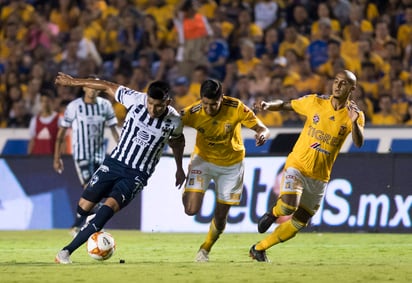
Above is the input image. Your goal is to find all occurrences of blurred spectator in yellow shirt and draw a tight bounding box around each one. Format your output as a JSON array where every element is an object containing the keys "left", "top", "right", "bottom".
[
  {"left": 228, "top": 8, "right": 263, "bottom": 60},
  {"left": 171, "top": 76, "right": 198, "bottom": 111},
  {"left": 1, "top": 0, "right": 34, "bottom": 25},
  {"left": 397, "top": 6, "right": 412, "bottom": 49},
  {"left": 236, "top": 39, "right": 261, "bottom": 77},
  {"left": 403, "top": 103, "right": 412, "bottom": 126},
  {"left": 390, "top": 79, "right": 410, "bottom": 122},
  {"left": 278, "top": 25, "right": 309, "bottom": 58},
  {"left": 49, "top": 0, "right": 80, "bottom": 40},
  {"left": 311, "top": 2, "right": 341, "bottom": 40},
  {"left": 371, "top": 94, "right": 402, "bottom": 125}
]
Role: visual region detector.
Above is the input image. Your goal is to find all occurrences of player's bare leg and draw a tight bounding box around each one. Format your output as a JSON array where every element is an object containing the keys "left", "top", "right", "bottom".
[{"left": 182, "top": 191, "right": 204, "bottom": 216}]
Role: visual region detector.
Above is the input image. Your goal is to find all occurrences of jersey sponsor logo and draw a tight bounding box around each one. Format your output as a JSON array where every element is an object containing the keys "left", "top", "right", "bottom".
[
  {"left": 313, "top": 114, "right": 320, "bottom": 124},
  {"left": 308, "top": 126, "right": 343, "bottom": 146},
  {"left": 132, "top": 136, "right": 150, "bottom": 147},
  {"left": 138, "top": 130, "right": 150, "bottom": 141},
  {"left": 310, "top": 142, "right": 331, "bottom": 155}
]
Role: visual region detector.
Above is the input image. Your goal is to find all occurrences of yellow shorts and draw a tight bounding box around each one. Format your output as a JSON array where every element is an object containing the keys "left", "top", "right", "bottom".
[
  {"left": 184, "top": 154, "right": 244, "bottom": 205},
  {"left": 281, "top": 167, "right": 328, "bottom": 215}
]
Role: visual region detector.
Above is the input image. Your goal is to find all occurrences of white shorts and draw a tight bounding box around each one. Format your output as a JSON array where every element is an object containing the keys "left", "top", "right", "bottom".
[
  {"left": 184, "top": 154, "right": 244, "bottom": 205},
  {"left": 281, "top": 167, "right": 327, "bottom": 215}
]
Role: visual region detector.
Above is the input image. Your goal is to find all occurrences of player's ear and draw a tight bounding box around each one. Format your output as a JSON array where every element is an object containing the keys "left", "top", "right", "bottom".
[{"left": 351, "top": 85, "right": 356, "bottom": 92}]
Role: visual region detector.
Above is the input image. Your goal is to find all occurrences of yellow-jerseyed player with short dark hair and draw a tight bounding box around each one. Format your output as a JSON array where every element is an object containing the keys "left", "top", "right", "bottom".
[
  {"left": 181, "top": 79, "right": 270, "bottom": 262},
  {"left": 250, "top": 70, "right": 365, "bottom": 262}
]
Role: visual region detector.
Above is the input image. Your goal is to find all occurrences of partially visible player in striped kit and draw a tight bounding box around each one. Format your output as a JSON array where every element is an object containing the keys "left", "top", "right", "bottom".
[
  {"left": 53, "top": 76, "right": 120, "bottom": 236},
  {"left": 54, "top": 72, "right": 186, "bottom": 264}
]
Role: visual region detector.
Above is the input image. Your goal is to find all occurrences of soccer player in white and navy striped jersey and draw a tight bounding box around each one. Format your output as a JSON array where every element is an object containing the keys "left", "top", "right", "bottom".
[
  {"left": 54, "top": 72, "right": 186, "bottom": 264},
  {"left": 53, "top": 77, "right": 120, "bottom": 236}
]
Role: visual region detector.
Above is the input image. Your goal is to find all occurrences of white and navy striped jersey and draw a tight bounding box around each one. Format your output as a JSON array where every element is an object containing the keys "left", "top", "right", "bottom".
[
  {"left": 111, "top": 86, "right": 183, "bottom": 177},
  {"left": 60, "top": 96, "right": 118, "bottom": 163}
]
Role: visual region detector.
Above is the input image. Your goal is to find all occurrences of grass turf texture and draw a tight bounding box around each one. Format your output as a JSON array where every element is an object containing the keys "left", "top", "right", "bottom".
[{"left": 0, "top": 230, "right": 410, "bottom": 283}]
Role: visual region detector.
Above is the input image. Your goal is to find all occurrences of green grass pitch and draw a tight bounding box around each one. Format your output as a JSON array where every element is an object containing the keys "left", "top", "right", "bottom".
[{"left": 0, "top": 230, "right": 411, "bottom": 283}]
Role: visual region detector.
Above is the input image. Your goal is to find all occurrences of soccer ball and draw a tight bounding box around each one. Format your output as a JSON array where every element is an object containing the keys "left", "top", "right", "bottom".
[{"left": 87, "top": 231, "right": 116, "bottom": 261}]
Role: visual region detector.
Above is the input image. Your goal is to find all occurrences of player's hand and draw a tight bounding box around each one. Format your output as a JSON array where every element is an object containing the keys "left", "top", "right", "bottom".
[
  {"left": 175, "top": 167, "right": 186, "bottom": 189},
  {"left": 255, "top": 129, "right": 270, "bottom": 147},
  {"left": 347, "top": 100, "right": 360, "bottom": 122},
  {"left": 53, "top": 158, "right": 64, "bottom": 174},
  {"left": 253, "top": 101, "right": 268, "bottom": 112},
  {"left": 55, "top": 72, "right": 74, "bottom": 86}
]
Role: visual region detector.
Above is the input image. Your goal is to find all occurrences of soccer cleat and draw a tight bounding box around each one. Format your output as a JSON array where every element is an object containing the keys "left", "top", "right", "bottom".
[
  {"left": 55, "top": 250, "right": 72, "bottom": 264},
  {"left": 195, "top": 248, "right": 209, "bottom": 262},
  {"left": 249, "top": 244, "right": 269, "bottom": 262},
  {"left": 258, "top": 212, "right": 277, "bottom": 233}
]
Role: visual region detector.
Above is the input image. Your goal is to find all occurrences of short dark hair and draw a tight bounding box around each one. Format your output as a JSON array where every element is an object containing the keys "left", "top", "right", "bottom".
[
  {"left": 200, "top": 79, "right": 222, "bottom": 99},
  {"left": 147, "top": 80, "right": 170, "bottom": 100},
  {"left": 40, "top": 88, "right": 55, "bottom": 99}
]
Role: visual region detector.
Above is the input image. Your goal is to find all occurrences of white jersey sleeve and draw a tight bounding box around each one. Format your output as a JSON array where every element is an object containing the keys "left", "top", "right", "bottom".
[{"left": 115, "top": 85, "right": 146, "bottom": 110}]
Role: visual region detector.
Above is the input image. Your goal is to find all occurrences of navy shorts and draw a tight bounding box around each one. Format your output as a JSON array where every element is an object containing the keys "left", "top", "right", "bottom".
[
  {"left": 82, "top": 157, "right": 148, "bottom": 209},
  {"left": 74, "top": 159, "right": 101, "bottom": 186}
]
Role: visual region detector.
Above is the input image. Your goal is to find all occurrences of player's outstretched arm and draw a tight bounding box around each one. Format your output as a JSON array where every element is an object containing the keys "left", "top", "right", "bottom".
[
  {"left": 55, "top": 72, "right": 120, "bottom": 98},
  {"left": 254, "top": 99, "right": 293, "bottom": 112}
]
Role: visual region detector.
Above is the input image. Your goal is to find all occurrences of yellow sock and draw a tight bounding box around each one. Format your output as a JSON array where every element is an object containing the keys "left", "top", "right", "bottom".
[
  {"left": 200, "top": 219, "right": 223, "bottom": 252},
  {"left": 255, "top": 219, "right": 299, "bottom": 250},
  {"left": 272, "top": 198, "right": 297, "bottom": 217}
]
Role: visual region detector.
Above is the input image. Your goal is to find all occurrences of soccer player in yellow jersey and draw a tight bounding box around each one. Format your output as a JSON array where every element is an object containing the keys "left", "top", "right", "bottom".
[
  {"left": 249, "top": 70, "right": 365, "bottom": 262},
  {"left": 181, "top": 79, "right": 270, "bottom": 262}
]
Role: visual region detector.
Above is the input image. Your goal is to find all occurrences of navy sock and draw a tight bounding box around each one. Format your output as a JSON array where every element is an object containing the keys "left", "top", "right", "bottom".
[
  {"left": 64, "top": 205, "right": 115, "bottom": 254},
  {"left": 71, "top": 205, "right": 91, "bottom": 228}
]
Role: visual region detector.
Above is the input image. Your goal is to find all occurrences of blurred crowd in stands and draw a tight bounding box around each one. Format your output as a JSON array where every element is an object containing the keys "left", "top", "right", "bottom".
[{"left": 1, "top": 0, "right": 412, "bottom": 129}]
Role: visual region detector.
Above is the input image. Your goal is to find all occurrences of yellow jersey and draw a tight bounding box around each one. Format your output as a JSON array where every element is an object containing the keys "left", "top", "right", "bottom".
[
  {"left": 286, "top": 94, "right": 365, "bottom": 182},
  {"left": 181, "top": 96, "right": 261, "bottom": 166}
]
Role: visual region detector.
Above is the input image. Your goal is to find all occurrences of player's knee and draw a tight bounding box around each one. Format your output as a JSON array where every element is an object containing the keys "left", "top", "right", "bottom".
[
  {"left": 184, "top": 205, "right": 198, "bottom": 216},
  {"left": 107, "top": 192, "right": 123, "bottom": 211},
  {"left": 182, "top": 192, "right": 202, "bottom": 215},
  {"left": 77, "top": 205, "right": 90, "bottom": 216}
]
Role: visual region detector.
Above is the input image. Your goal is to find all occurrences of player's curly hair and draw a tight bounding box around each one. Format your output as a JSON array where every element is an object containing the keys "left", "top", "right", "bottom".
[
  {"left": 147, "top": 81, "right": 170, "bottom": 100},
  {"left": 200, "top": 79, "right": 223, "bottom": 99}
]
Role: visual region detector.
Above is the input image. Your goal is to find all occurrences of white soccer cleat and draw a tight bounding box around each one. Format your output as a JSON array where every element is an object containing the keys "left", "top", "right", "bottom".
[
  {"left": 55, "top": 250, "right": 72, "bottom": 264},
  {"left": 195, "top": 248, "right": 209, "bottom": 262}
]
